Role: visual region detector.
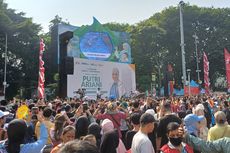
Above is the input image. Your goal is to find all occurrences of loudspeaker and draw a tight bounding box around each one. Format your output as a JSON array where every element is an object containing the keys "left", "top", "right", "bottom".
[{"left": 65, "top": 57, "right": 74, "bottom": 74}]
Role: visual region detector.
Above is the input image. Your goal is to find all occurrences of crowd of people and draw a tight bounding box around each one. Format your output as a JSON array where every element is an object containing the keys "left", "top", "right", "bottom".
[{"left": 0, "top": 93, "right": 229, "bottom": 153}]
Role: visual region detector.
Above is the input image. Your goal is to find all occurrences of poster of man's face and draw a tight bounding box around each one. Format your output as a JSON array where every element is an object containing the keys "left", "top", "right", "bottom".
[{"left": 112, "top": 68, "right": 119, "bottom": 82}]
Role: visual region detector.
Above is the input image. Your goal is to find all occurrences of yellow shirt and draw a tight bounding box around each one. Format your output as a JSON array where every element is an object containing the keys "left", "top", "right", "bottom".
[
  {"left": 207, "top": 124, "right": 230, "bottom": 141},
  {"left": 35, "top": 120, "right": 54, "bottom": 144}
]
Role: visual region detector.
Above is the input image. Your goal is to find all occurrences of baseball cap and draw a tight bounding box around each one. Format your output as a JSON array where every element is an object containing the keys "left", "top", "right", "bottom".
[
  {"left": 184, "top": 114, "right": 204, "bottom": 126},
  {"left": 0, "top": 110, "right": 9, "bottom": 118}
]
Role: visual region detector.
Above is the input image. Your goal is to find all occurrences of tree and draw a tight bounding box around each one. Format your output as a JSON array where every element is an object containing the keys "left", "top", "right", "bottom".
[
  {"left": 130, "top": 24, "right": 167, "bottom": 91},
  {"left": 0, "top": 0, "right": 41, "bottom": 99},
  {"left": 136, "top": 4, "right": 230, "bottom": 90}
]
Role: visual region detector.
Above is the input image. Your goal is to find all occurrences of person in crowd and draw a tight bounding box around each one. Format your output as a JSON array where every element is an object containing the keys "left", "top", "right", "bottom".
[
  {"left": 142, "top": 97, "right": 156, "bottom": 113},
  {"left": 58, "top": 140, "right": 99, "bottom": 153},
  {"left": 0, "top": 116, "right": 48, "bottom": 153},
  {"left": 0, "top": 110, "right": 9, "bottom": 141},
  {"left": 50, "top": 125, "right": 75, "bottom": 153},
  {"left": 65, "top": 104, "right": 74, "bottom": 119},
  {"left": 83, "top": 134, "right": 97, "bottom": 146},
  {"left": 131, "top": 100, "right": 142, "bottom": 115},
  {"left": 179, "top": 126, "right": 230, "bottom": 153},
  {"left": 101, "top": 119, "right": 114, "bottom": 133},
  {"left": 207, "top": 111, "right": 230, "bottom": 141},
  {"left": 156, "top": 102, "right": 182, "bottom": 152},
  {"left": 160, "top": 122, "right": 193, "bottom": 153},
  {"left": 146, "top": 109, "right": 157, "bottom": 121},
  {"left": 202, "top": 100, "right": 212, "bottom": 128},
  {"left": 30, "top": 114, "right": 38, "bottom": 133},
  {"left": 101, "top": 119, "right": 127, "bottom": 153},
  {"left": 126, "top": 113, "right": 141, "bottom": 150},
  {"left": 145, "top": 109, "right": 158, "bottom": 152},
  {"left": 75, "top": 103, "right": 95, "bottom": 123},
  {"left": 24, "top": 114, "right": 38, "bottom": 143},
  {"left": 118, "top": 102, "right": 129, "bottom": 145},
  {"left": 184, "top": 114, "right": 204, "bottom": 137},
  {"left": 93, "top": 102, "right": 128, "bottom": 138},
  {"left": 75, "top": 116, "right": 89, "bottom": 139},
  {"left": 131, "top": 113, "right": 156, "bottom": 153},
  {"left": 35, "top": 107, "right": 54, "bottom": 145},
  {"left": 96, "top": 88, "right": 102, "bottom": 100},
  {"left": 100, "top": 130, "right": 120, "bottom": 153},
  {"left": 223, "top": 101, "right": 230, "bottom": 124},
  {"left": 184, "top": 114, "right": 204, "bottom": 153},
  {"left": 88, "top": 123, "right": 101, "bottom": 148},
  {"left": 194, "top": 104, "right": 208, "bottom": 140},
  {"left": 50, "top": 114, "right": 66, "bottom": 147}
]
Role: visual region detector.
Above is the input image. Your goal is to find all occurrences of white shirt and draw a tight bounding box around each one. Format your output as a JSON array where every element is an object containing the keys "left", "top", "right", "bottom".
[{"left": 131, "top": 131, "right": 155, "bottom": 153}]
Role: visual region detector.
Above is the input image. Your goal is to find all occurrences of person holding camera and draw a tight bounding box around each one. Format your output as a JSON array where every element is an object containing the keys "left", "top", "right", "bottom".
[
  {"left": 93, "top": 102, "right": 128, "bottom": 138},
  {"left": 75, "top": 102, "right": 95, "bottom": 124}
]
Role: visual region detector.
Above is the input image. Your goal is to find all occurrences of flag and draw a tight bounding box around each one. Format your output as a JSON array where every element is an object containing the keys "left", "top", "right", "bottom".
[
  {"left": 224, "top": 48, "right": 230, "bottom": 92},
  {"left": 38, "top": 39, "right": 45, "bottom": 99},
  {"left": 203, "top": 52, "right": 210, "bottom": 94}
]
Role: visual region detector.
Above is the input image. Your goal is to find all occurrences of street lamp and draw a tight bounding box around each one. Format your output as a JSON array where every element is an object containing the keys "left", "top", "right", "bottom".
[
  {"left": 192, "top": 33, "right": 201, "bottom": 83},
  {"left": 3, "top": 33, "right": 7, "bottom": 100},
  {"left": 179, "top": 1, "right": 187, "bottom": 86},
  {"left": 187, "top": 69, "right": 191, "bottom": 96}
]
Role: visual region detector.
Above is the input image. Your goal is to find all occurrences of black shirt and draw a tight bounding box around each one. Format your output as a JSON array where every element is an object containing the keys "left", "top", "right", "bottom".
[{"left": 125, "top": 130, "right": 137, "bottom": 150}]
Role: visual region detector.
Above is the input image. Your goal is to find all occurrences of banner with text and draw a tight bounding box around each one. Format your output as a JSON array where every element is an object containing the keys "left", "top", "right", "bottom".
[{"left": 67, "top": 58, "right": 136, "bottom": 99}]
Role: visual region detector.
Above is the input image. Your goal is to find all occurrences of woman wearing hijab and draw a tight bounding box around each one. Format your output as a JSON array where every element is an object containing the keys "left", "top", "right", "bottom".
[
  {"left": 75, "top": 116, "right": 89, "bottom": 139},
  {"left": 100, "top": 130, "right": 119, "bottom": 153},
  {"left": 184, "top": 114, "right": 204, "bottom": 153},
  {"left": 0, "top": 116, "right": 48, "bottom": 153},
  {"left": 88, "top": 123, "right": 101, "bottom": 148},
  {"left": 101, "top": 119, "right": 126, "bottom": 153}
]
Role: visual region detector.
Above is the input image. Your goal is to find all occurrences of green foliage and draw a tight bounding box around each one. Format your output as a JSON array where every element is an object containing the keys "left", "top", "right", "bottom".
[
  {"left": 0, "top": 0, "right": 42, "bottom": 99},
  {"left": 105, "top": 4, "right": 230, "bottom": 91},
  {"left": 49, "top": 15, "right": 70, "bottom": 29},
  {"left": 1, "top": 0, "right": 230, "bottom": 98}
]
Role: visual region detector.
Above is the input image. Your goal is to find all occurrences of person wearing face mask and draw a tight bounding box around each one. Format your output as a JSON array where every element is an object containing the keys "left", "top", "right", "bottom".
[
  {"left": 160, "top": 122, "right": 193, "bottom": 153},
  {"left": 156, "top": 102, "right": 182, "bottom": 152}
]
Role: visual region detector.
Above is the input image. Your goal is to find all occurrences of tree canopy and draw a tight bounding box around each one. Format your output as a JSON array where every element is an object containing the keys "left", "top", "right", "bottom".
[{"left": 0, "top": 0, "right": 42, "bottom": 98}]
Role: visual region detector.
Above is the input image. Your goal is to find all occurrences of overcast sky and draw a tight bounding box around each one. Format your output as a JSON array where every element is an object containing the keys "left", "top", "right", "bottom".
[{"left": 5, "top": 0, "right": 230, "bottom": 32}]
